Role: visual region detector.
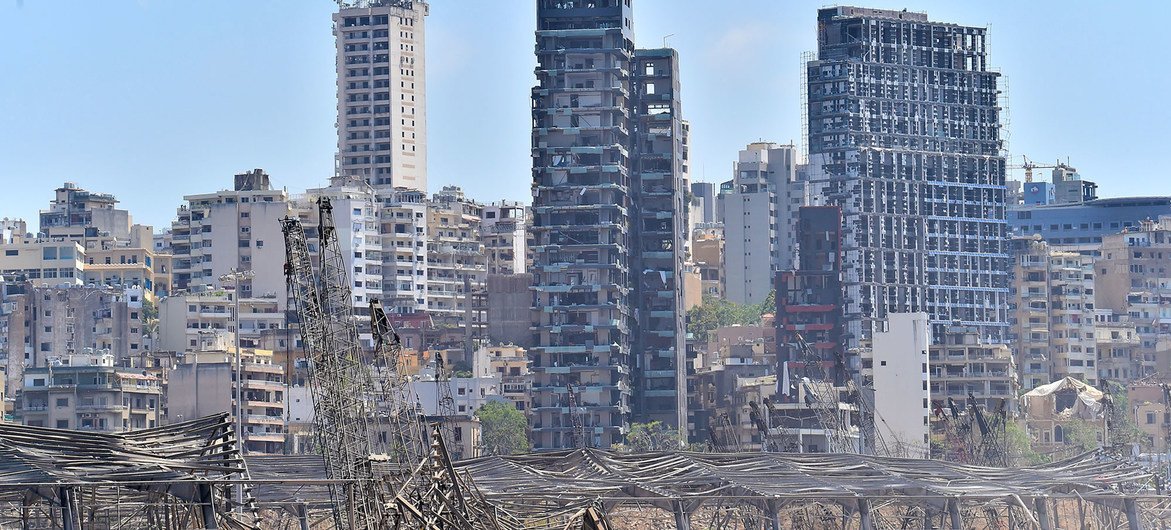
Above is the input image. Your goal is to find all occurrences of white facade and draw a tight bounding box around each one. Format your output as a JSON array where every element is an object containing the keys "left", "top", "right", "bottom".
[
  {"left": 720, "top": 143, "right": 803, "bottom": 306},
  {"left": 304, "top": 176, "right": 384, "bottom": 308},
  {"left": 870, "top": 312, "right": 931, "bottom": 458},
  {"left": 169, "top": 172, "right": 291, "bottom": 307},
  {"left": 334, "top": 1, "right": 429, "bottom": 192},
  {"left": 378, "top": 187, "right": 429, "bottom": 314},
  {"left": 481, "top": 201, "right": 527, "bottom": 275}
]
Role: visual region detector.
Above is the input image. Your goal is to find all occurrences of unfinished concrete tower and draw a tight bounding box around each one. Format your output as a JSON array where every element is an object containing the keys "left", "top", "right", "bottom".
[
  {"left": 530, "top": 0, "right": 635, "bottom": 450},
  {"left": 630, "top": 48, "right": 689, "bottom": 432},
  {"left": 806, "top": 7, "right": 1009, "bottom": 344}
]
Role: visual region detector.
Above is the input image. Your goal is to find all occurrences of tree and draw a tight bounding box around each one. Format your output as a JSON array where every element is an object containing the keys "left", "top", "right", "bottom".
[
  {"left": 622, "top": 421, "right": 684, "bottom": 452},
  {"left": 1005, "top": 420, "right": 1047, "bottom": 466},
  {"left": 475, "top": 401, "right": 530, "bottom": 456},
  {"left": 686, "top": 294, "right": 769, "bottom": 342},
  {"left": 1104, "top": 380, "right": 1147, "bottom": 449}
]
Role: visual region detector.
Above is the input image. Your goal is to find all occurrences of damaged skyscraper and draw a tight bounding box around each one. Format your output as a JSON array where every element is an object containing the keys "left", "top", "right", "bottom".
[
  {"left": 805, "top": 7, "right": 1009, "bottom": 345},
  {"left": 530, "top": 0, "right": 688, "bottom": 450}
]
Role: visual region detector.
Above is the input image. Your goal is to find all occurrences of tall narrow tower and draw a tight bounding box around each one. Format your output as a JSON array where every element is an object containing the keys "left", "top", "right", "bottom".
[
  {"left": 334, "top": 0, "right": 429, "bottom": 193},
  {"left": 529, "top": 0, "right": 636, "bottom": 450},
  {"left": 806, "top": 7, "right": 1009, "bottom": 344}
]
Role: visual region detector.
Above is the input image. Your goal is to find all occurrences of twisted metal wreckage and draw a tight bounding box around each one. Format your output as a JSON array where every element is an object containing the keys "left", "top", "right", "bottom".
[{"left": 0, "top": 198, "right": 1167, "bottom": 528}]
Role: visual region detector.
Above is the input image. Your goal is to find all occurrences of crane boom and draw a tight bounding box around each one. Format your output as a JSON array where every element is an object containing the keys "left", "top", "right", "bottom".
[{"left": 282, "top": 199, "right": 384, "bottom": 529}]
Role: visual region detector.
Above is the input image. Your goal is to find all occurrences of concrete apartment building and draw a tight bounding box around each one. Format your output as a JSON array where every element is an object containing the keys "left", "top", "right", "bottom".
[
  {"left": 0, "top": 238, "right": 85, "bottom": 286},
  {"left": 304, "top": 175, "right": 385, "bottom": 310},
  {"left": 169, "top": 170, "right": 291, "bottom": 301},
  {"left": 158, "top": 291, "right": 284, "bottom": 352},
  {"left": 869, "top": 312, "right": 931, "bottom": 457},
  {"left": 1095, "top": 310, "right": 1146, "bottom": 382},
  {"left": 481, "top": 201, "right": 528, "bottom": 275},
  {"left": 806, "top": 7, "right": 1010, "bottom": 344},
  {"left": 3, "top": 283, "right": 150, "bottom": 392},
  {"left": 378, "top": 187, "right": 429, "bottom": 314},
  {"left": 39, "top": 182, "right": 133, "bottom": 242},
  {"left": 18, "top": 351, "right": 162, "bottom": 432},
  {"left": 168, "top": 346, "right": 286, "bottom": 453},
  {"left": 425, "top": 186, "right": 485, "bottom": 318},
  {"left": 691, "top": 227, "right": 723, "bottom": 299},
  {"left": 334, "top": 0, "right": 428, "bottom": 192},
  {"left": 1009, "top": 237, "right": 1098, "bottom": 390},
  {"left": 720, "top": 142, "right": 803, "bottom": 306},
  {"left": 928, "top": 325, "right": 1017, "bottom": 426},
  {"left": 630, "top": 47, "right": 689, "bottom": 430},
  {"left": 529, "top": 0, "right": 637, "bottom": 450},
  {"left": 529, "top": 0, "right": 690, "bottom": 449}
]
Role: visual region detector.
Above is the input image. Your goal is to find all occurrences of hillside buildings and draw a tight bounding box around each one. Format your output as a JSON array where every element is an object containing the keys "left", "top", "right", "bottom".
[
  {"left": 17, "top": 351, "right": 161, "bottom": 432},
  {"left": 805, "top": 7, "right": 1009, "bottom": 345}
]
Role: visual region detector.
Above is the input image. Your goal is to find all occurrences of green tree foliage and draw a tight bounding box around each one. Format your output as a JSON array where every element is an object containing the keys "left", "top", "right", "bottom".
[
  {"left": 621, "top": 421, "right": 684, "bottom": 452},
  {"left": 1005, "top": 420, "right": 1047, "bottom": 466},
  {"left": 475, "top": 401, "right": 530, "bottom": 456},
  {"left": 686, "top": 292, "right": 775, "bottom": 342},
  {"left": 1103, "top": 380, "right": 1148, "bottom": 449}
]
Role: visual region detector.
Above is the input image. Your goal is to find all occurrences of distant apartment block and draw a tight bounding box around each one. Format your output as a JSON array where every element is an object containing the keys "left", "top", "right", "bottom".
[
  {"left": 481, "top": 201, "right": 528, "bottom": 275},
  {"left": 168, "top": 346, "right": 287, "bottom": 453},
  {"left": 1008, "top": 196, "right": 1171, "bottom": 254},
  {"left": 806, "top": 7, "right": 1009, "bottom": 344},
  {"left": 1009, "top": 237, "right": 1098, "bottom": 390},
  {"left": 39, "top": 182, "right": 133, "bottom": 242},
  {"left": 720, "top": 142, "right": 802, "bottom": 306},
  {"left": 18, "top": 351, "right": 161, "bottom": 432},
  {"left": 335, "top": 0, "right": 429, "bottom": 192},
  {"left": 929, "top": 324, "right": 1018, "bottom": 414}
]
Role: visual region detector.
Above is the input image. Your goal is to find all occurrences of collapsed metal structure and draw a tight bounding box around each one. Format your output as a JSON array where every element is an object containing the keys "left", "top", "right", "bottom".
[{"left": 0, "top": 413, "right": 259, "bottom": 529}]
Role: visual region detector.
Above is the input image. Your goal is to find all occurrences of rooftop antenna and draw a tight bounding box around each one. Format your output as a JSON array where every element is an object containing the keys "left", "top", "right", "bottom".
[{"left": 662, "top": 33, "right": 675, "bottom": 48}]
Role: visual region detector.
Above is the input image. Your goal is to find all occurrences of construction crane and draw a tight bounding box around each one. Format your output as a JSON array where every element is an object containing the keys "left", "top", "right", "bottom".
[
  {"left": 1009, "top": 155, "right": 1062, "bottom": 183},
  {"left": 369, "top": 300, "right": 428, "bottom": 473},
  {"left": 791, "top": 332, "right": 852, "bottom": 453},
  {"left": 566, "top": 382, "right": 588, "bottom": 449},
  {"left": 284, "top": 199, "right": 508, "bottom": 529},
  {"left": 281, "top": 199, "right": 386, "bottom": 529}
]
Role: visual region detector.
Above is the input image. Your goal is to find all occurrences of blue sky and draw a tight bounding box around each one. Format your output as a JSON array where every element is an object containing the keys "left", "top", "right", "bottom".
[{"left": 1, "top": 1, "right": 1167, "bottom": 230}]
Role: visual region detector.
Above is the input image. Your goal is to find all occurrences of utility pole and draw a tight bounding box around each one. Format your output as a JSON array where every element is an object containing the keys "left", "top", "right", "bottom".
[{"left": 220, "top": 268, "right": 254, "bottom": 509}]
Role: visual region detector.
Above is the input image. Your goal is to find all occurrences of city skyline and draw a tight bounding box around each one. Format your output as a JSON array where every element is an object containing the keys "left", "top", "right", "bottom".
[{"left": 2, "top": 1, "right": 1169, "bottom": 230}]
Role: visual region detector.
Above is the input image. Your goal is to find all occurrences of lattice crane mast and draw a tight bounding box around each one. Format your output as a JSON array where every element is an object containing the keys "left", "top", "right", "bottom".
[
  {"left": 566, "top": 382, "right": 588, "bottom": 449},
  {"left": 369, "top": 300, "right": 428, "bottom": 473},
  {"left": 792, "top": 332, "right": 851, "bottom": 453},
  {"left": 282, "top": 198, "right": 386, "bottom": 529}
]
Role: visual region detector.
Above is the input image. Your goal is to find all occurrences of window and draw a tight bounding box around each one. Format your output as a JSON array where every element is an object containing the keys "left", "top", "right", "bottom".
[
  {"left": 3, "top": 249, "right": 15, "bottom": 256},
  {"left": 56, "top": 398, "right": 68, "bottom": 407},
  {"left": 56, "top": 420, "right": 69, "bottom": 429}
]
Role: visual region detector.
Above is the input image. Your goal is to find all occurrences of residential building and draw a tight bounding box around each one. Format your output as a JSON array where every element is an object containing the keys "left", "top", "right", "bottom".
[
  {"left": 485, "top": 273, "right": 533, "bottom": 347},
  {"left": 158, "top": 289, "right": 284, "bottom": 353},
  {"left": 484, "top": 345, "right": 531, "bottom": 412},
  {"left": 169, "top": 170, "right": 291, "bottom": 302},
  {"left": 0, "top": 238, "right": 85, "bottom": 286},
  {"left": 529, "top": 0, "right": 636, "bottom": 450},
  {"left": 689, "top": 181, "right": 718, "bottom": 227},
  {"left": 1009, "top": 237, "right": 1098, "bottom": 390},
  {"left": 481, "top": 201, "right": 528, "bottom": 275},
  {"left": 806, "top": 7, "right": 1009, "bottom": 344},
  {"left": 1, "top": 218, "right": 28, "bottom": 243},
  {"left": 304, "top": 175, "right": 385, "bottom": 310},
  {"left": 869, "top": 312, "right": 931, "bottom": 457},
  {"left": 1020, "top": 377, "right": 1106, "bottom": 454},
  {"left": 378, "top": 187, "right": 429, "bottom": 315},
  {"left": 4, "top": 284, "right": 150, "bottom": 391},
  {"left": 334, "top": 0, "right": 429, "bottom": 192},
  {"left": 82, "top": 244, "right": 171, "bottom": 298},
  {"left": 18, "top": 351, "right": 162, "bottom": 432},
  {"left": 1008, "top": 197, "right": 1171, "bottom": 254},
  {"left": 630, "top": 47, "right": 688, "bottom": 430},
  {"left": 39, "top": 182, "right": 132, "bottom": 241},
  {"left": 691, "top": 226, "right": 723, "bottom": 299},
  {"left": 720, "top": 143, "right": 802, "bottom": 305},
  {"left": 168, "top": 347, "right": 287, "bottom": 453},
  {"left": 928, "top": 324, "right": 1018, "bottom": 415},
  {"left": 1095, "top": 311, "right": 1145, "bottom": 382},
  {"left": 776, "top": 206, "right": 847, "bottom": 386},
  {"left": 425, "top": 186, "right": 485, "bottom": 318}
]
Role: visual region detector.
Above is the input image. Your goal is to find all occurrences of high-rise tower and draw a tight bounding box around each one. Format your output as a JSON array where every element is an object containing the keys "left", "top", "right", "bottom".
[
  {"left": 334, "top": 1, "right": 428, "bottom": 193},
  {"left": 806, "top": 7, "right": 1009, "bottom": 344},
  {"left": 530, "top": 0, "right": 636, "bottom": 451}
]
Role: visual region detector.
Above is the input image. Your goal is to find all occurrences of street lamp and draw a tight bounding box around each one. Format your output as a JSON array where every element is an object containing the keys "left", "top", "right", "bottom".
[{"left": 219, "top": 268, "right": 254, "bottom": 509}]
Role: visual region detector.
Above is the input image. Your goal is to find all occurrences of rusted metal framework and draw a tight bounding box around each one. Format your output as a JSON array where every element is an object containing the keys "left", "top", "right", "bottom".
[{"left": 0, "top": 413, "right": 258, "bottom": 529}]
